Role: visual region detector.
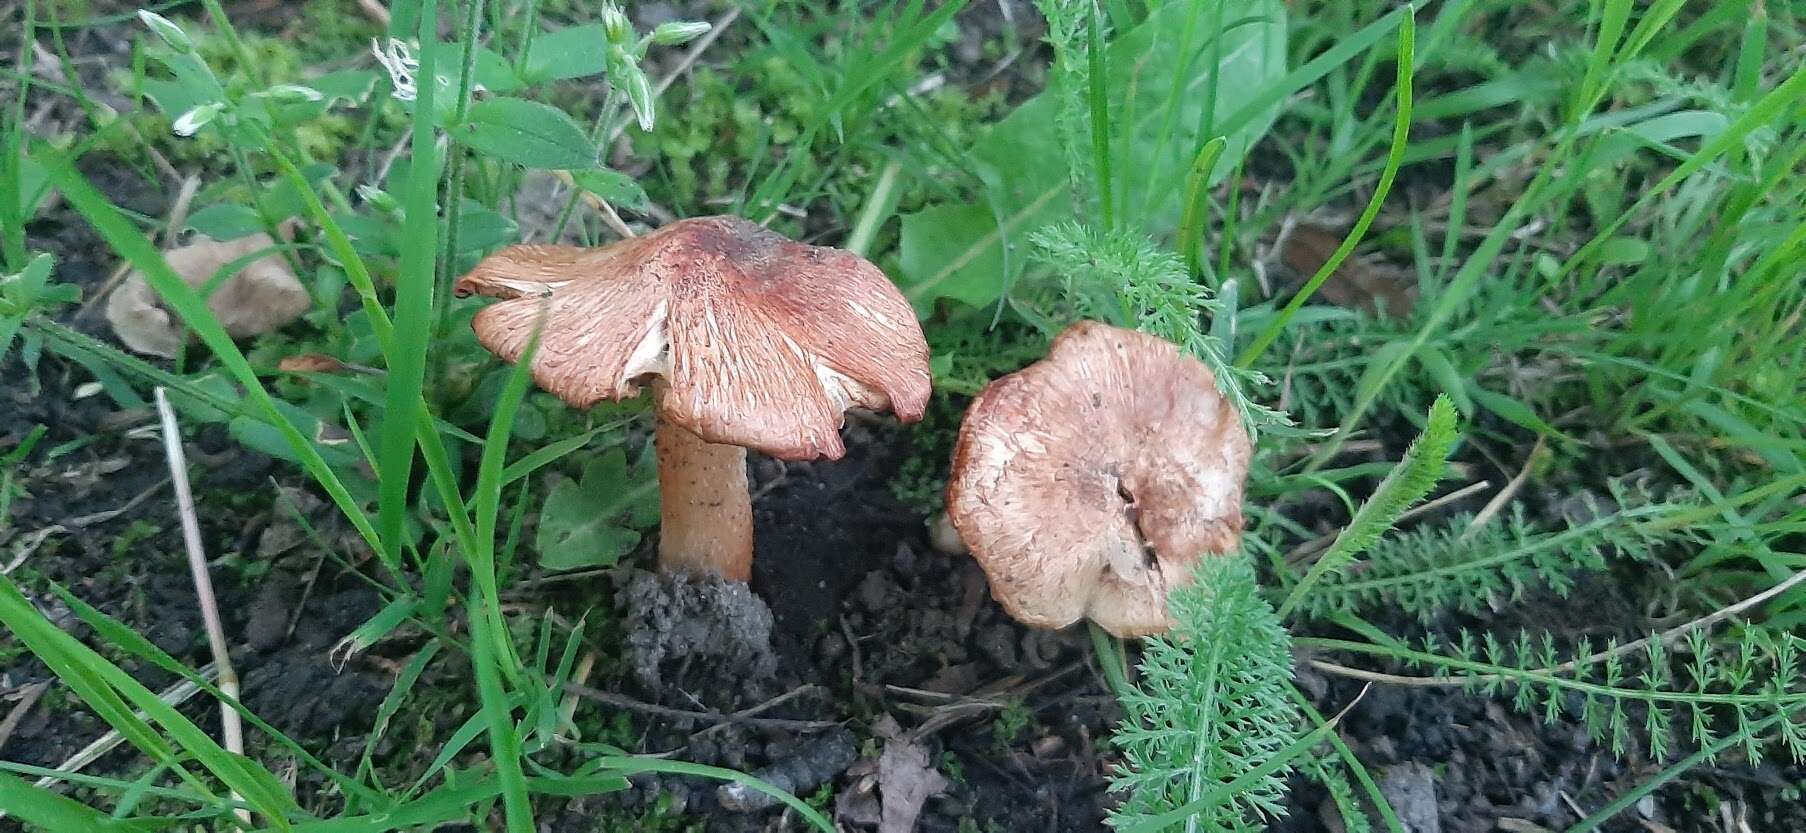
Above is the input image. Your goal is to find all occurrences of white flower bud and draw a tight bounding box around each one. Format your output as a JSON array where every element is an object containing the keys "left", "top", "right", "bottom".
[
  {"left": 601, "top": 5, "right": 633, "bottom": 45},
  {"left": 172, "top": 102, "right": 224, "bottom": 137},
  {"left": 622, "top": 65, "right": 655, "bottom": 131},
  {"left": 137, "top": 11, "right": 194, "bottom": 53},
  {"left": 651, "top": 21, "right": 711, "bottom": 46},
  {"left": 258, "top": 84, "right": 325, "bottom": 103}
]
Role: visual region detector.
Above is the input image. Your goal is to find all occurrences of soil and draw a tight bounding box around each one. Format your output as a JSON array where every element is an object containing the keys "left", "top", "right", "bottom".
[{"left": 3, "top": 4, "right": 1802, "bottom": 833}]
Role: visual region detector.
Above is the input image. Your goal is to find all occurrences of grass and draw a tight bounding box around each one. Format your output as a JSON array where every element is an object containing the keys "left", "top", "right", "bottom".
[{"left": 2, "top": 0, "right": 1804, "bottom": 830}]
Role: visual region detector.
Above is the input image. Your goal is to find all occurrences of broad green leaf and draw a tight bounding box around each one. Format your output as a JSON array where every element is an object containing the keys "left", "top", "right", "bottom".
[
  {"left": 185, "top": 203, "right": 265, "bottom": 240},
  {"left": 570, "top": 168, "right": 650, "bottom": 211},
  {"left": 264, "top": 163, "right": 338, "bottom": 220},
  {"left": 0, "top": 255, "right": 57, "bottom": 355},
  {"left": 456, "top": 97, "right": 598, "bottom": 170},
  {"left": 535, "top": 447, "right": 659, "bottom": 571},
  {"left": 138, "top": 77, "right": 207, "bottom": 124},
  {"left": 453, "top": 199, "right": 520, "bottom": 253},
  {"left": 897, "top": 0, "right": 1287, "bottom": 312},
  {"left": 309, "top": 69, "right": 379, "bottom": 104},
  {"left": 522, "top": 25, "right": 609, "bottom": 83}
]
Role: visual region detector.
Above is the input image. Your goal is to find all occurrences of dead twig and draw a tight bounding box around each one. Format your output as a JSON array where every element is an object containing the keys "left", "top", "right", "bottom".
[
  {"left": 65, "top": 477, "right": 172, "bottom": 528},
  {"left": 1462, "top": 436, "right": 1547, "bottom": 540},
  {"left": 908, "top": 661, "right": 1087, "bottom": 741},
  {"left": 0, "top": 681, "right": 51, "bottom": 754},
  {"left": 155, "top": 388, "right": 249, "bottom": 825},
  {"left": 563, "top": 680, "right": 840, "bottom": 732},
  {"left": 692, "top": 684, "right": 827, "bottom": 742}
]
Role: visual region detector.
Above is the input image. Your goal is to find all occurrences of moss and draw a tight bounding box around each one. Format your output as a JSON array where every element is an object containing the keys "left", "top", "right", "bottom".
[
  {"left": 635, "top": 38, "right": 1007, "bottom": 232},
  {"left": 597, "top": 793, "right": 702, "bottom": 833},
  {"left": 990, "top": 699, "right": 1032, "bottom": 749},
  {"left": 109, "top": 519, "right": 164, "bottom": 561},
  {"left": 296, "top": 0, "right": 386, "bottom": 63}
]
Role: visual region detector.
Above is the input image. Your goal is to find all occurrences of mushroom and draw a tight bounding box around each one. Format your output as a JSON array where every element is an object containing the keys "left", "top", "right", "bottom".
[
  {"left": 455, "top": 215, "right": 931, "bottom": 582},
  {"left": 944, "top": 321, "right": 1251, "bottom": 637}
]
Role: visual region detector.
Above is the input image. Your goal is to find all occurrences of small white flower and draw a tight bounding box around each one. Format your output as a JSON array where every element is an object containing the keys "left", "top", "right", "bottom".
[
  {"left": 172, "top": 102, "right": 224, "bottom": 137},
  {"left": 372, "top": 38, "right": 420, "bottom": 103},
  {"left": 137, "top": 10, "right": 194, "bottom": 53},
  {"left": 257, "top": 84, "right": 325, "bottom": 103}
]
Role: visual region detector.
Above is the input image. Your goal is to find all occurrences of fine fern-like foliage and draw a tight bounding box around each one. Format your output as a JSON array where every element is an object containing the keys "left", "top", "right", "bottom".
[
  {"left": 1319, "top": 624, "right": 1806, "bottom": 766},
  {"left": 1109, "top": 556, "right": 1302, "bottom": 831},
  {"left": 1034, "top": 0, "right": 1102, "bottom": 215},
  {"left": 1294, "top": 483, "right": 1689, "bottom": 624},
  {"left": 1254, "top": 317, "right": 1437, "bottom": 428},
  {"left": 1029, "top": 222, "right": 1287, "bottom": 435},
  {"left": 1281, "top": 395, "right": 1457, "bottom": 618}
]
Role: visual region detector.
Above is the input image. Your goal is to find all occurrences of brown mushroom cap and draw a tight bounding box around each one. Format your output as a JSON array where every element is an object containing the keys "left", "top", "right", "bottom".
[
  {"left": 454, "top": 216, "right": 931, "bottom": 459},
  {"left": 945, "top": 320, "right": 1252, "bottom": 637}
]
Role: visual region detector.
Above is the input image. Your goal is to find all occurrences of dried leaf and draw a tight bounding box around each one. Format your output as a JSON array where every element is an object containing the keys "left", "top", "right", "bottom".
[
  {"left": 277, "top": 353, "right": 347, "bottom": 374},
  {"left": 106, "top": 233, "right": 312, "bottom": 358},
  {"left": 876, "top": 721, "right": 948, "bottom": 833},
  {"left": 1278, "top": 221, "right": 1417, "bottom": 317}
]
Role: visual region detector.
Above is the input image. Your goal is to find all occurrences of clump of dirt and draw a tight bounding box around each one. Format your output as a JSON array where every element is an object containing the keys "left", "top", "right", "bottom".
[{"left": 618, "top": 568, "right": 780, "bottom": 693}]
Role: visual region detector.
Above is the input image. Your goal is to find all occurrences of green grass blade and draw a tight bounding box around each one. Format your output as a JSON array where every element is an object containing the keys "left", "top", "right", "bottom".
[
  {"left": 376, "top": 0, "right": 443, "bottom": 582},
  {"left": 358, "top": 642, "right": 442, "bottom": 792},
  {"left": 464, "top": 306, "right": 546, "bottom": 678},
  {"left": 468, "top": 597, "right": 533, "bottom": 833},
  {"left": 1285, "top": 684, "right": 1407, "bottom": 833},
  {"left": 1570, "top": 0, "right": 1633, "bottom": 122},
  {"left": 1213, "top": 3, "right": 1411, "bottom": 144},
  {"left": 49, "top": 585, "right": 381, "bottom": 806},
  {"left": 1085, "top": 0, "right": 1113, "bottom": 228},
  {"left": 0, "top": 772, "right": 160, "bottom": 832},
  {"left": 1179, "top": 136, "right": 1228, "bottom": 276},
  {"left": 592, "top": 758, "right": 836, "bottom": 832},
  {"left": 1558, "top": 60, "right": 1806, "bottom": 284},
  {"left": 0, "top": 577, "right": 298, "bottom": 827},
  {"left": 1237, "top": 6, "right": 1415, "bottom": 368},
  {"left": 0, "top": 1, "right": 33, "bottom": 270}
]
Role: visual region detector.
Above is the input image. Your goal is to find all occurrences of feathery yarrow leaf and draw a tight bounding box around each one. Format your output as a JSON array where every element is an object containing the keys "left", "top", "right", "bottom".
[
  {"left": 1108, "top": 556, "right": 1302, "bottom": 831},
  {"left": 1295, "top": 482, "right": 1689, "bottom": 623},
  {"left": 1281, "top": 395, "right": 1458, "bottom": 618}
]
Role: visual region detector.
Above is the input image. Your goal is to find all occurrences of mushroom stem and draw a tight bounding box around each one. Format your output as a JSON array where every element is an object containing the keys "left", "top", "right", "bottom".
[{"left": 653, "top": 403, "right": 755, "bottom": 582}]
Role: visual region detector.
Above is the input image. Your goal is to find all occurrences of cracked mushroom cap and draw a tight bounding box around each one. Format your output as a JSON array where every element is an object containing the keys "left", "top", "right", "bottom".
[
  {"left": 455, "top": 216, "right": 931, "bottom": 460},
  {"left": 945, "top": 321, "right": 1252, "bottom": 637}
]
